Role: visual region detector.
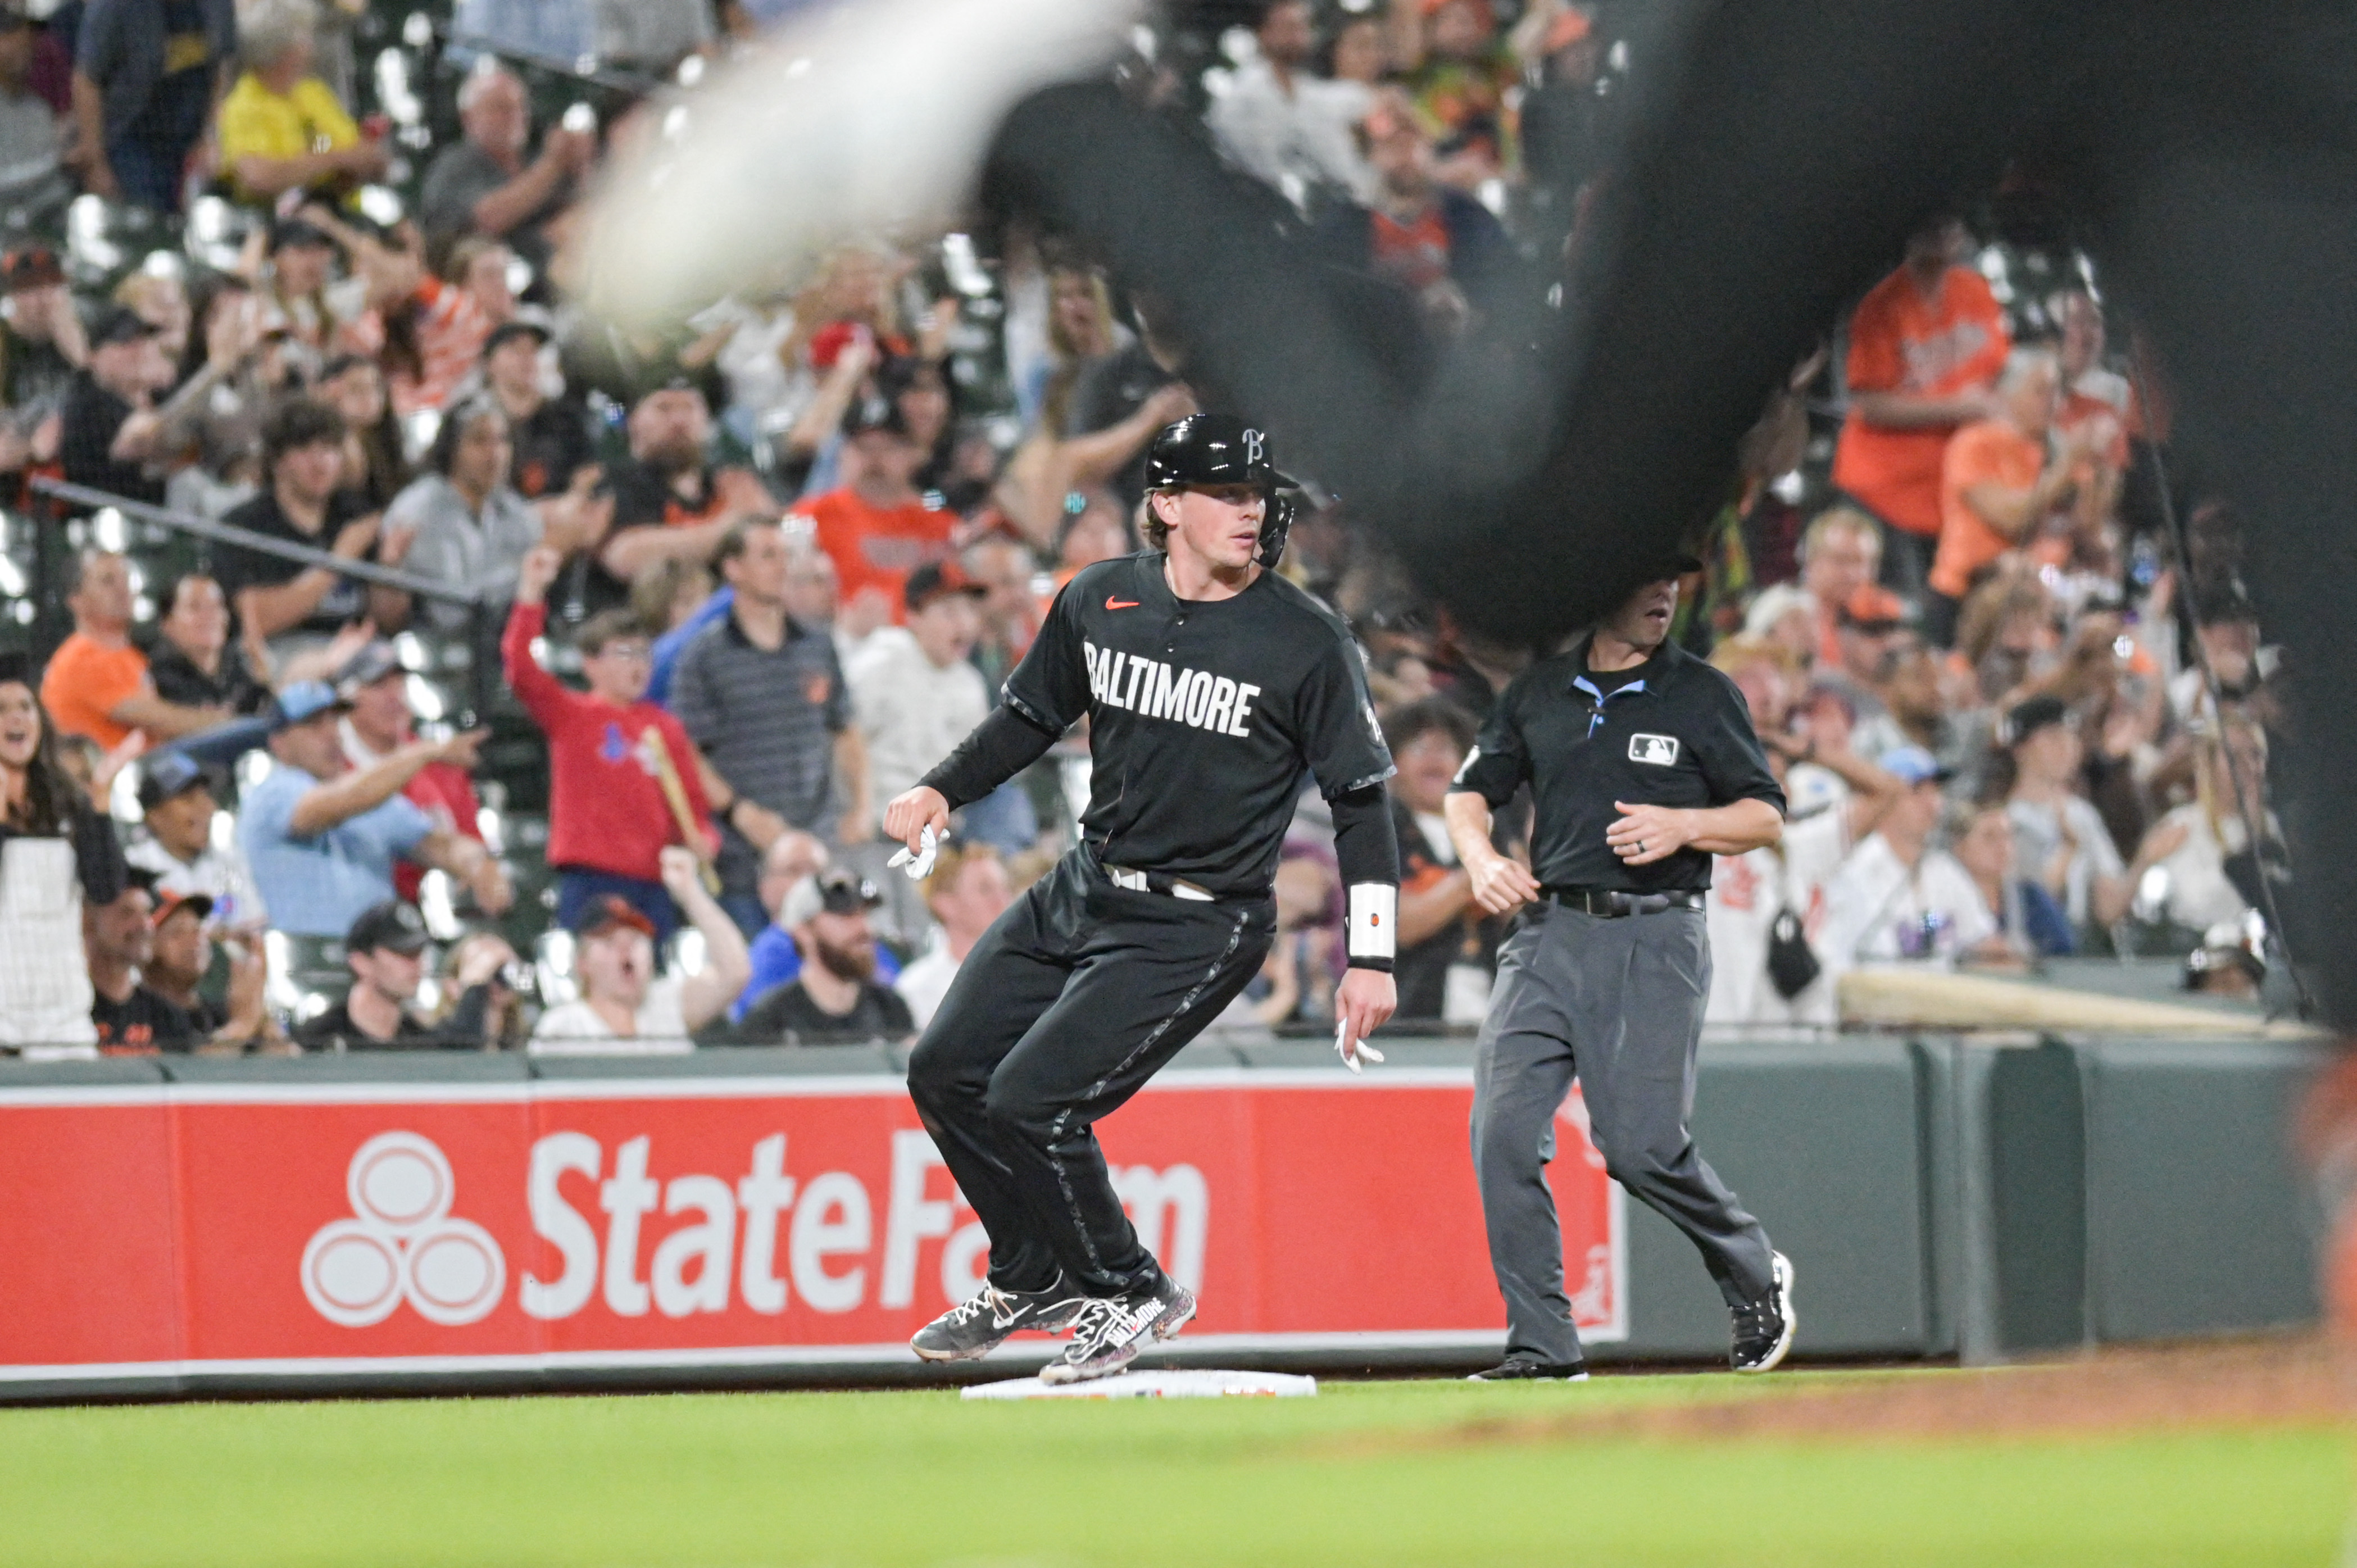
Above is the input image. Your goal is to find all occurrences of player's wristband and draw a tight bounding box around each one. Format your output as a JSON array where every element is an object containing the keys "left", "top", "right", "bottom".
[{"left": 1345, "top": 883, "right": 1397, "bottom": 972}]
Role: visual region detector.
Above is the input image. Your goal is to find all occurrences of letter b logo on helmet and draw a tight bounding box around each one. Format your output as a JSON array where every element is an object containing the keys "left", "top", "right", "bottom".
[{"left": 1143, "top": 415, "right": 1304, "bottom": 567}]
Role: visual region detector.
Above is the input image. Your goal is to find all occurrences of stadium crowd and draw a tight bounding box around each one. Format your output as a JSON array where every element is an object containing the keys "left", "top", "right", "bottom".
[{"left": 0, "top": 0, "right": 2288, "bottom": 1057}]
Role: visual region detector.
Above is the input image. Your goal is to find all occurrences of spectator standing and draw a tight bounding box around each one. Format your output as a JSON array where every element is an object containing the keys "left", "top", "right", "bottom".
[
  {"left": 1928, "top": 348, "right": 2088, "bottom": 645},
  {"left": 40, "top": 549, "right": 227, "bottom": 747},
  {"left": 237, "top": 680, "right": 508, "bottom": 937},
  {"left": 530, "top": 851, "right": 750, "bottom": 1052},
  {"left": 1830, "top": 213, "right": 2011, "bottom": 595},
  {"left": 893, "top": 844, "right": 1011, "bottom": 1030},
  {"left": 482, "top": 320, "right": 594, "bottom": 499},
  {"left": 215, "top": 398, "right": 401, "bottom": 656},
  {"left": 1383, "top": 697, "right": 1495, "bottom": 1023},
  {"left": 1796, "top": 507, "right": 1881, "bottom": 668},
  {"left": 212, "top": 0, "right": 385, "bottom": 208},
  {"left": 1059, "top": 294, "right": 1198, "bottom": 518},
  {"left": 847, "top": 559, "right": 989, "bottom": 926},
  {"left": 85, "top": 873, "right": 202, "bottom": 1052},
  {"left": 0, "top": 656, "right": 128, "bottom": 1054},
  {"left": 146, "top": 573, "right": 269, "bottom": 715},
  {"left": 1207, "top": 0, "right": 1370, "bottom": 208},
  {"left": 295, "top": 898, "right": 505, "bottom": 1051},
  {"left": 0, "top": 7, "right": 70, "bottom": 226},
  {"left": 334, "top": 640, "right": 484, "bottom": 905},
  {"left": 733, "top": 867, "right": 912, "bottom": 1043},
  {"left": 671, "top": 519, "right": 870, "bottom": 935},
  {"left": 588, "top": 380, "right": 777, "bottom": 611},
  {"left": 800, "top": 398, "right": 956, "bottom": 629},
  {"left": 384, "top": 393, "right": 545, "bottom": 629},
  {"left": 506, "top": 544, "right": 715, "bottom": 943},
  {"left": 143, "top": 888, "right": 285, "bottom": 1051},
  {"left": 419, "top": 61, "right": 594, "bottom": 272},
  {"left": 1705, "top": 639, "right": 1901, "bottom": 1025},
  {"left": 1315, "top": 94, "right": 1509, "bottom": 331},
  {"left": 1388, "top": 0, "right": 1522, "bottom": 184},
  {"left": 70, "top": 0, "right": 237, "bottom": 212},
  {"left": 124, "top": 748, "right": 267, "bottom": 931}
]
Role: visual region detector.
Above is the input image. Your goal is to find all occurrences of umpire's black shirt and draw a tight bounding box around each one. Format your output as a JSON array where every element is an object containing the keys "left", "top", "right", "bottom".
[
  {"left": 1452, "top": 634, "right": 1783, "bottom": 893},
  {"left": 1006, "top": 552, "right": 1393, "bottom": 899}
]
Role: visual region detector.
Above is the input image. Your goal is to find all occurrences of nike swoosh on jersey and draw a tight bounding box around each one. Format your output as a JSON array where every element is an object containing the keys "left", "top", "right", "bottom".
[{"left": 1106, "top": 596, "right": 1141, "bottom": 609}]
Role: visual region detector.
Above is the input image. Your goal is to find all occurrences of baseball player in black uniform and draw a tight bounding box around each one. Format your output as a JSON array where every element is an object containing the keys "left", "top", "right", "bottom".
[
  {"left": 884, "top": 415, "right": 1400, "bottom": 1385},
  {"left": 1443, "top": 560, "right": 1796, "bottom": 1380}
]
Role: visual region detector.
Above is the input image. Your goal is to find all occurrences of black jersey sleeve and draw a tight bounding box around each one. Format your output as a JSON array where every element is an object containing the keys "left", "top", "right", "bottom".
[
  {"left": 919, "top": 705, "right": 1061, "bottom": 810},
  {"left": 1296, "top": 629, "right": 1395, "bottom": 797},
  {"left": 1000, "top": 575, "right": 1093, "bottom": 735},
  {"left": 1691, "top": 669, "right": 1788, "bottom": 815},
  {"left": 1451, "top": 675, "right": 1533, "bottom": 807}
]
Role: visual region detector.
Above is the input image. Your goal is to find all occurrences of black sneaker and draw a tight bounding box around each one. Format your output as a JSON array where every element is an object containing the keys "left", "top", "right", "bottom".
[
  {"left": 1466, "top": 1358, "right": 1588, "bottom": 1382},
  {"left": 910, "top": 1278, "right": 1086, "bottom": 1363},
  {"left": 1038, "top": 1274, "right": 1197, "bottom": 1385},
  {"left": 1731, "top": 1251, "right": 1796, "bottom": 1373}
]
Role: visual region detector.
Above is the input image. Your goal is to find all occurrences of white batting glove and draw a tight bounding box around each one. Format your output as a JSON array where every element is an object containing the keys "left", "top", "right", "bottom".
[
  {"left": 887, "top": 824, "right": 940, "bottom": 881},
  {"left": 1335, "top": 1016, "right": 1386, "bottom": 1074}
]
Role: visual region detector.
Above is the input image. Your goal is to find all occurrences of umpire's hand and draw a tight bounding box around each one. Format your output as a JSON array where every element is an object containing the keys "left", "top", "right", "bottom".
[{"left": 883, "top": 786, "right": 951, "bottom": 857}]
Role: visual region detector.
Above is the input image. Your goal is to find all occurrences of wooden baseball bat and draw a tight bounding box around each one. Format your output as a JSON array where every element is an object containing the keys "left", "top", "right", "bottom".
[{"left": 639, "top": 727, "right": 721, "bottom": 895}]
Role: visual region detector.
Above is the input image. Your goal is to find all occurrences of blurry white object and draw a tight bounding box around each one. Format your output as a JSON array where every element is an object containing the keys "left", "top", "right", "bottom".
[{"left": 582, "top": 0, "right": 1137, "bottom": 326}]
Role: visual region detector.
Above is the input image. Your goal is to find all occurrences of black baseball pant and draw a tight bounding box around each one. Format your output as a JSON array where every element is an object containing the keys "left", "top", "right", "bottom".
[{"left": 905, "top": 849, "right": 1274, "bottom": 1298}]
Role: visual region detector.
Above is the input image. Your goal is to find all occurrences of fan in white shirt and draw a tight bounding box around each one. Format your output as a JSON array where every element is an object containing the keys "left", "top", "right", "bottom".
[
  {"left": 894, "top": 842, "right": 1014, "bottom": 1030},
  {"left": 1704, "top": 639, "right": 1906, "bottom": 1026},
  {"left": 532, "top": 848, "right": 751, "bottom": 1053}
]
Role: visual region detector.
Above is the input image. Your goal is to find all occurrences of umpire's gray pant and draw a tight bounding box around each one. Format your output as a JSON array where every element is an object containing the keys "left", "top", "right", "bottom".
[{"left": 1470, "top": 901, "right": 1774, "bottom": 1365}]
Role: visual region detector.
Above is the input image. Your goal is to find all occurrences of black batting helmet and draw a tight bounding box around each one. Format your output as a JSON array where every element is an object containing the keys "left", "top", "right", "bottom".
[{"left": 1144, "top": 414, "right": 1301, "bottom": 566}]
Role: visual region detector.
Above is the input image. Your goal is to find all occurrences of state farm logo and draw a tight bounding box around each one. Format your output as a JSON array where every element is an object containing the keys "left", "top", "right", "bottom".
[{"left": 302, "top": 1132, "right": 507, "bottom": 1328}]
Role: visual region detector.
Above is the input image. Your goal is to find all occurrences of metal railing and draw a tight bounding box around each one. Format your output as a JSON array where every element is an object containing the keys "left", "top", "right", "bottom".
[{"left": 28, "top": 477, "right": 503, "bottom": 719}]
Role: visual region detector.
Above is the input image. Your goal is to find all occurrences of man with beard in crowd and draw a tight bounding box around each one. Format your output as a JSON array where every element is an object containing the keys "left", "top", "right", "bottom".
[
  {"left": 85, "top": 871, "right": 201, "bottom": 1053},
  {"left": 733, "top": 866, "right": 913, "bottom": 1042},
  {"left": 588, "top": 379, "right": 779, "bottom": 612}
]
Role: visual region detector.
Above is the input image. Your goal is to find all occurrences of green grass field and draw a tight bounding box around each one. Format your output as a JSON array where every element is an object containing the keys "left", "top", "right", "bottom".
[{"left": 0, "top": 1370, "right": 2346, "bottom": 1566}]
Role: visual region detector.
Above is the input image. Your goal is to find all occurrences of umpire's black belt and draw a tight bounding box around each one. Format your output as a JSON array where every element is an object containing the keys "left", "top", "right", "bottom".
[{"left": 1540, "top": 886, "right": 1705, "bottom": 917}]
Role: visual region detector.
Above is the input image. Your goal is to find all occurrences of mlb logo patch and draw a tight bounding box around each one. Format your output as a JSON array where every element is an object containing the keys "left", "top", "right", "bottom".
[{"left": 1629, "top": 733, "right": 1680, "bottom": 766}]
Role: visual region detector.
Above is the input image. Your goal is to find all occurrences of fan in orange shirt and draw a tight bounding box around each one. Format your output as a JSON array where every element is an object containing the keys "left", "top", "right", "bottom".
[
  {"left": 801, "top": 399, "right": 956, "bottom": 628},
  {"left": 1928, "top": 349, "right": 2102, "bottom": 646},
  {"left": 1832, "top": 213, "right": 2011, "bottom": 579}
]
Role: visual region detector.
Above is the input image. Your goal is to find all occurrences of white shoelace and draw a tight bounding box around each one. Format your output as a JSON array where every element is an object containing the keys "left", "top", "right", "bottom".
[{"left": 940, "top": 1285, "right": 1017, "bottom": 1331}]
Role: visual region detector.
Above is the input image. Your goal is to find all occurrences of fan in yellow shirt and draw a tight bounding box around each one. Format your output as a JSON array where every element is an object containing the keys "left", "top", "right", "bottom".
[{"left": 212, "top": 1, "right": 386, "bottom": 206}]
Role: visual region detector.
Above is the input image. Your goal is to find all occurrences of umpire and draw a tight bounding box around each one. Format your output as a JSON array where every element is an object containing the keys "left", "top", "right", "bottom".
[{"left": 1443, "top": 557, "right": 1795, "bottom": 1380}]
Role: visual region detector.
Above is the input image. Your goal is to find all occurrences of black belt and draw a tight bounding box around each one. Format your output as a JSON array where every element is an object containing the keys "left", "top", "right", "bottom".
[{"left": 1540, "top": 887, "right": 1705, "bottom": 917}]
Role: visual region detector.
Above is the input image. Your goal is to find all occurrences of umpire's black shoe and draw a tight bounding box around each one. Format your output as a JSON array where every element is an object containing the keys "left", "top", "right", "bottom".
[
  {"left": 1039, "top": 1272, "right": 1197, "bottom": 1385},
  {"left": 1731, "top": 1251, "right": 1797, "bottom": 1374},
  {"left": 1466, "top": 1358, "right": 1588, "bottom": 1382},
  {"left": 910, "top": 1278, "right": 1087, "bottom": 1363}
]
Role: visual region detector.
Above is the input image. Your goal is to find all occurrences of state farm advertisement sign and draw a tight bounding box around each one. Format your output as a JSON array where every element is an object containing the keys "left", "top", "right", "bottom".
[{"left": 0, "top": 1069, "right": 1622, "bottom": 1385}]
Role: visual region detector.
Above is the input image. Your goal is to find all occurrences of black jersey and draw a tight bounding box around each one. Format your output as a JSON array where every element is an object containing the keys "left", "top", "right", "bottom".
[
  {"left": 1004, "top": 553, "right": 1392, "bottom": 899},
  {"left": 1452, "top": 634, "right": 1783, "bottom": 893}
]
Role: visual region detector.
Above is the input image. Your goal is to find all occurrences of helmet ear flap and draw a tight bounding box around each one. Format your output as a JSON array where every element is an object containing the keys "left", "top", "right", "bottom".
[{"left": 1256, "top": 490, "right": 1296, "bottom": 568}]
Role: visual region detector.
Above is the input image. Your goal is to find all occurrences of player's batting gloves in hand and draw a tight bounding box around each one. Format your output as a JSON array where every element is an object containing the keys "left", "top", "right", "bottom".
[
  {"left": 1335, "top": 1016, "right": 1385, "bottom": 1074},
  {"left": 887, "top": 825, "right": 940, "bottom": 881}
]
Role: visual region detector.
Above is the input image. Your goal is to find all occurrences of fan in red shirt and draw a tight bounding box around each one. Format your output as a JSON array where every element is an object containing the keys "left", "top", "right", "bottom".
[
  {"left": 333, "top": 641, "right": 485, "bottom": 906},
  {"left": 798, "top": 397, "right": 956, "bottom": 632},
  {"left": 506, "top": 545, "right": 717, "bottom": 943},
  {"left": 1831, "top": 212, "right": 2011, "bottom": 589}
]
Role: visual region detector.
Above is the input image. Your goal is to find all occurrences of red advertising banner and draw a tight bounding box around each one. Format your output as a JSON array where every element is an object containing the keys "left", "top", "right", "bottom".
[{"left": 0, "top": 1067, "right": 1622, "bottom": 1387}]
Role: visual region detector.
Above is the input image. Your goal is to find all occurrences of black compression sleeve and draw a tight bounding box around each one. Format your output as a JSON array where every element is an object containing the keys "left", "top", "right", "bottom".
[
  {"left": 919, "top": 705, "right": 1062, "bottom": 810},
  {"left": 1329, "top": 784, "right": 1401, "bottom": 972}
]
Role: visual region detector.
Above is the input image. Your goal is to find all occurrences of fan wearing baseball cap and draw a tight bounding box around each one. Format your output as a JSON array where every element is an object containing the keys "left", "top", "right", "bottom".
[
  {"left": 297, "top": 900, "right": 500, "bottom": 1052},
  {"left": 730, "top": 869, "right": 911, "bottom": 1043},
  {"left": 124, "top": 749, "right": 269, "bottom": 933},
  {"left": 530, "top": 847, "right": 751, "bottom": 1053}
]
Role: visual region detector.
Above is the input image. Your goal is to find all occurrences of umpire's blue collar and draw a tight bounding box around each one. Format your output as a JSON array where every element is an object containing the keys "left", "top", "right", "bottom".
[{"left": 1561, "top": 631, "right": 1695, "bottom": 697}]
